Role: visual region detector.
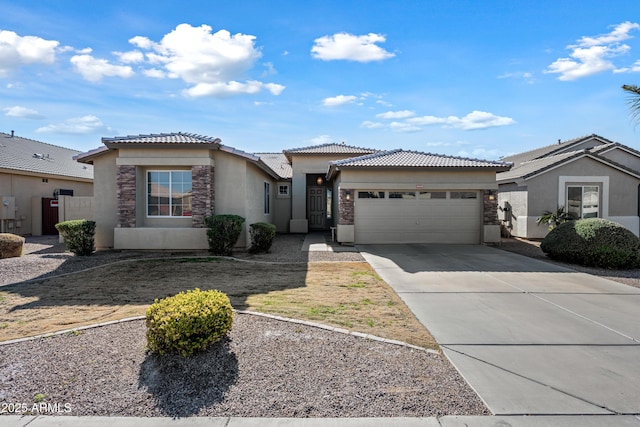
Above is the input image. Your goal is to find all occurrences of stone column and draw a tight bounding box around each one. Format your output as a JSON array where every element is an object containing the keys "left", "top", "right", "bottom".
[
  {"left": 339, "top": 189, "right": 354, "bottom": 225},
  {"left": 117, "top": 165, "right": 136, "bottom": 228},
  {"left": 483, "top": 189, "right": 499, "bottom": 225},
  {"left": 191, "top": 165, "right": 215, "bottom": 228}
]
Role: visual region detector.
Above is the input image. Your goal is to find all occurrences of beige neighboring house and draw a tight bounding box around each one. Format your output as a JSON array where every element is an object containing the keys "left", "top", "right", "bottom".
[
  {"left": 76, "top": 132, "right": 510, "bottom": 250},
  {"left": 0, "top": 131, "right": 93, "bottom": 236},
  {"left": 497, "top": 134, "right": 640, "bottom": 239}
]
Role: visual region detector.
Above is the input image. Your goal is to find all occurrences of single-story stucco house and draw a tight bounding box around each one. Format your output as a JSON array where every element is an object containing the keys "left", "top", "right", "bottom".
[
  {"left": 0, "top": 131, "right": 93, "bottom": 236},
  {"left": 497, "top": 134, "right": 640, "bottom": 239},
  {"left": 76, "top": 132, "right": 511, "bottom": 250}
]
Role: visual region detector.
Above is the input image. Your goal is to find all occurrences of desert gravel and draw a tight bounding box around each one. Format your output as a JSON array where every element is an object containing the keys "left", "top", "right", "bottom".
[
  {"left": 0, "top": 235, "right": 488, "bottom": 417},
  {"left": 0, "top": 314, "right": 488, "bottom": 417}
]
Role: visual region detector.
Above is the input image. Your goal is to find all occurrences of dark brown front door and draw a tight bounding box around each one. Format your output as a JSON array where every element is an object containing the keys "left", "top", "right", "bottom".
[
  {"left": 42, "top": 198, "right": 59, "bottom": 235},
  {"left": 308, "top": 186, "right": 326, "bottom": 229}
]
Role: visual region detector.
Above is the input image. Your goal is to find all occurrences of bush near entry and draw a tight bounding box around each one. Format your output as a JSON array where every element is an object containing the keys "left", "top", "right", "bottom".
[
  {"left": 205, "top": 214, "right": 245, "bottom": 256},
  {"left": 248, "top": 222, "right": 276, "bottom": 254},
  {"left": 55, "top": 219, "right": 95, "bottom": 256},
  {"left": 145, "top": 288, "right": 234, "bottom": 357},
  {"left": 541, "top": 218, "right": 640, "bottom": 269}
]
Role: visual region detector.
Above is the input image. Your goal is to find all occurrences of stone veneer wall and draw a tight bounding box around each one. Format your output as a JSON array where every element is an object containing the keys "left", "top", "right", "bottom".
[
  {"left": 191, "top": 165, "right": 215, "bottom": 228},
  {"left": 483, "top": 190, "right": 499, "bottom": 225},
  {"left": 117, "top": 165, "right": 136, "bottom": 228},
  {"left": 338, "top": 188, "right": 354, "bottom": 225}
]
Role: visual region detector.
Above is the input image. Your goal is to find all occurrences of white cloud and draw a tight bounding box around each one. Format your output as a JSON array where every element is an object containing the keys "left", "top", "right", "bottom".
[
  {"left": 70, "top": 54, "right": 134, "bottom": 82},
  {"left": 184, "top": 80, "right": 284, "bottom": 97},
  {"left": 457, "top": 147, "right": 504, "bottom": 161},
  {"left": 376, "top": 110, "right": 415, "bottom": 119},
  {"left": 498, "top": 71, "right": 535, "bottom": 84},
  {"left": 36, "top": 115, "right": 111, "bottom": 134},
  {"left": 389, "top": 121, "right": 421, "bottom": 133},
  {"left": 323, "top": 94, "right": 357, "bottom": 107},
  {"left": 114, "top": 50, "right": 144, "bottom": 63},
  {"left": 361, "top": 120, "right": 384, "bottom": 129},
  {"left": 311, "top": 32, "right": 395, "bottom": 62},
  {"left": 0, "top": 30, "right": 59, "bottom": 77},
  {"left": 4, "top": 106, "right": 43, "bottom": 119},
  {"left": 128, "top": 24, "right": 284, "bottom": 98},
  {"left": 407, "top": 111, "right": 515, "bottom": 130},
  {"left": 376, "top": 99, "right": 393, "bottom": 107},
  {"left": 309, "top": 135, "right": 336, "bottom": 145},
  {"left": 546, "top": 21, "right": 640, "bottom": 80}
]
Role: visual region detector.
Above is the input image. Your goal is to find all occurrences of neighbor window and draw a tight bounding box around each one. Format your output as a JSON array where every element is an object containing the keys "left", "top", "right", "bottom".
[
  {"left": 567, "top": 185, "right": 599, "bottom": 218},
  {"left": 264, "top": 182, "right": 270, "bottom": 214},
  {"left": 147, "top": 171, "right": 192, "bottom": 217}
]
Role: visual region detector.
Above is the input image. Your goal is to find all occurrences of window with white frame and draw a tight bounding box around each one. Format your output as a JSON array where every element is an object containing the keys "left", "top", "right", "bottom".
[
  {"left": 264, "top": 182, "right": 270, "bottom": 214},
  {"left": 147, "top": 170, "right": 192, "bottom": 217},
  {"left": 567, "top": 185, "right": 599, "bottom": 218},
  {"left": 278, "top": 184, "right": 290, "bottom": 197}
]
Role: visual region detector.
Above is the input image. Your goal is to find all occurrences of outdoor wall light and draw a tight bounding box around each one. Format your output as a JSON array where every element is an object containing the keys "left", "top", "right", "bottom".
[
  {"left": 345, "top": 192, "right": 351, "bottom": 201},
  {"left": 316, "top": 176, "right": 324, "bottom": 185},
  {"left": 488, "top": 194, "right": 495, "bottom": 201}
]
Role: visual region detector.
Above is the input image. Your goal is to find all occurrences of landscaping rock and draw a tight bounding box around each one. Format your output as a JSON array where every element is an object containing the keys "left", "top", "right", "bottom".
[{"left": 0, "top": 233, "right": 24, "bottom": 259}]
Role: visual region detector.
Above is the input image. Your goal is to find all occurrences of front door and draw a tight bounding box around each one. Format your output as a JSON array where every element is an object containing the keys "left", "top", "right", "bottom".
[{"left": 308, "top": 186, "right": 326, "bottom": 229}]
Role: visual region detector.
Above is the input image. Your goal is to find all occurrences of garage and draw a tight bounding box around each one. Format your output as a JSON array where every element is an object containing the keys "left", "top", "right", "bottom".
[
  {"left": 327, "top": 149, "right": 511, "bottom": 245},
  {"left": 354, "top": 190, "right": 481, "bottom": 244}
]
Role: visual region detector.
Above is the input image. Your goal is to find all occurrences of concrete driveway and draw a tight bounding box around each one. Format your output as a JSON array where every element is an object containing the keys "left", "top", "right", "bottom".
[{"left": 358, "top": 244, "right": 640, "bottom": 416}]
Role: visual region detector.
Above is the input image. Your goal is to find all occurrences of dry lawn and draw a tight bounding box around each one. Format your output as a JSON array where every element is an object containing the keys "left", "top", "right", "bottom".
[{"left": 0, "top": 258, "right": 436, "bottom": 348}]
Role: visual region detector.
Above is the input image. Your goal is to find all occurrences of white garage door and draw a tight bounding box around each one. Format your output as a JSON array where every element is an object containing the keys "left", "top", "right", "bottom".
[{"left": 354, "top": 190, "right": 481, "bottom": 244}]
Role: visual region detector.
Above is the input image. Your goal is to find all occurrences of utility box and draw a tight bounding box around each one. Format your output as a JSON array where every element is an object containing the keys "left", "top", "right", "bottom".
[{"left": 0, "top": 196, "right": 16, "bottom": 220}]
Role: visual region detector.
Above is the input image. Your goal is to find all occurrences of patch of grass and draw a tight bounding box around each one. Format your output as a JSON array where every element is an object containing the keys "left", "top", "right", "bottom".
[
  {"left": 0, "top": 292, "right": 6, "bottom": 302},
  {"left": 34, "top": 393, "right": 47, "bottom": 403},
  {"left": 0, "top": 260, "right": 437, "bottom": 349}
]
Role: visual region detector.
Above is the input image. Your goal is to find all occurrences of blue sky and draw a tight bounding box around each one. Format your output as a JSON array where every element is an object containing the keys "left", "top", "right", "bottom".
[{"left": 1, "top": 1, "right": 640, "bottom": 159}]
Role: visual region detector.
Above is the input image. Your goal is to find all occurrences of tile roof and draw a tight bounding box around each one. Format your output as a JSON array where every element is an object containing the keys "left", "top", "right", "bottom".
[
  {"left": 501, "top": 134, "right": 615, "bottom": 166},
  {"left": 0, "top": 132, "right": 93, "bottom": 180},
  {"left": 497, "top": 148, "right": 640, "bottom": 183},
  {"left": 102, "top": 132, "right": 222, "bottom": 146},
  {"left": 283, "top": 142, "right": 378, "bottom": 155},
  {"left": 255, "top": 153, "right": 292, "bottom": 179},
  {"left": 330, "top": 149, "right": 512, "bottom": 169},
  {"left": 496, "top": 151, "right": 584, "bottom": 183}
]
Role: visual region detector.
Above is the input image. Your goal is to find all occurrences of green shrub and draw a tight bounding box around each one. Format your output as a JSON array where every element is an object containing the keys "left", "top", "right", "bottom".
[
  {"left": 248, "top": 222, "right": 276, "bottom": 254},
  {"left": 145, "top": 288, "right": 234, "bottom": 357},
  {"left": 0, "top": 233, "right": 24, "bottom": 259},
  {"left": 541, "top": 218, "right": 640, "bottom": 269},
  {"left": 205, "top": 214, "right": 245, "bottom": 256},
  {"left": 55, "top": 219, "right": 95, "bottom": 256}
]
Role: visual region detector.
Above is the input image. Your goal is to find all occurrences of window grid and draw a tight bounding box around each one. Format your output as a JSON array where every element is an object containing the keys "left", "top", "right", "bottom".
[{"left": 147, "top": 170, "right": 192, "bottom": 217}]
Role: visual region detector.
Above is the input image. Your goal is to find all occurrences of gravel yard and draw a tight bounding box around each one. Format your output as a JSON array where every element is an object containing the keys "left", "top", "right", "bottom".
[
  {"left": 1, "top": 234, "right": 638, "bottom": 418},
  {"left": 0, "top": 314, "right": 488, "bottom": 417},
  {"left": 0, "top": 234, "right": 487, "bottom": 417}
]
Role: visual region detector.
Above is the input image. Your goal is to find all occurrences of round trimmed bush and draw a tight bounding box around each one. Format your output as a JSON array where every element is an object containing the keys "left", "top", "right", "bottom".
[
  {"left": 540, "top": 218, "right": 640, "bottom": 269},
  {"left": 146, "top": 288, "right": 234, "bottom": 357},
  {"left": 248, "top": 222, "right": 276, "bottom": 254}
]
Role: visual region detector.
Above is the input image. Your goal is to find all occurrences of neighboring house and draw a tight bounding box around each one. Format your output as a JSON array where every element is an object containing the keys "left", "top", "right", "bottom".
[
  {"left": 0, "top": 131, "right": 93, "bottom": 236},
  {"left": 497, "top": 134, "right": 640, "bottom": 239},
  {"left": 76, "top": 132, "right": 510, "bottom": 250}
]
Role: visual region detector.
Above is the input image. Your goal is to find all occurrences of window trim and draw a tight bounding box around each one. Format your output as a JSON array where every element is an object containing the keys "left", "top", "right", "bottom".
[
  {"left": 146, "top": 170, "right": 193, "bottom": 218},
  {"left": 558, "top": 176, "right": 609, "bottom": 218},
  {"left": 277, "top": 184, "right": 290, "bottom": 198}
]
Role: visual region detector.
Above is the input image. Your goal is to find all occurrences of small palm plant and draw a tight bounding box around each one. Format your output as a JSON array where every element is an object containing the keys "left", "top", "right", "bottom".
[{"left": 536, "top": 206, "right": 577, "bottom": 230}]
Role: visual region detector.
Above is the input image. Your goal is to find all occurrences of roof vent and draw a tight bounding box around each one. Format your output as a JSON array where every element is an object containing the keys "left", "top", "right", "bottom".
[
  {"left": 558, "top": 139, "right": 561, "bottom": 145},
  {"left": 33, "top": 153, "right": 44, "bottom": 159},
  {"left": 10, "top": 130, "right": 14, "bottom": 138}
]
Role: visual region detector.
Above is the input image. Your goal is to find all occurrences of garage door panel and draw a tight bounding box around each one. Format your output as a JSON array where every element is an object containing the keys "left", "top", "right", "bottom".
[{"left": 355, "top": 191, "right": 481, "bottom": 244}]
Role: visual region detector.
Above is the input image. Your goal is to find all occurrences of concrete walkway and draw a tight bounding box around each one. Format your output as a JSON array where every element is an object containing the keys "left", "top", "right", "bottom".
[{"left": 358, "top": 244, "right": 640, "bottom": 417}]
